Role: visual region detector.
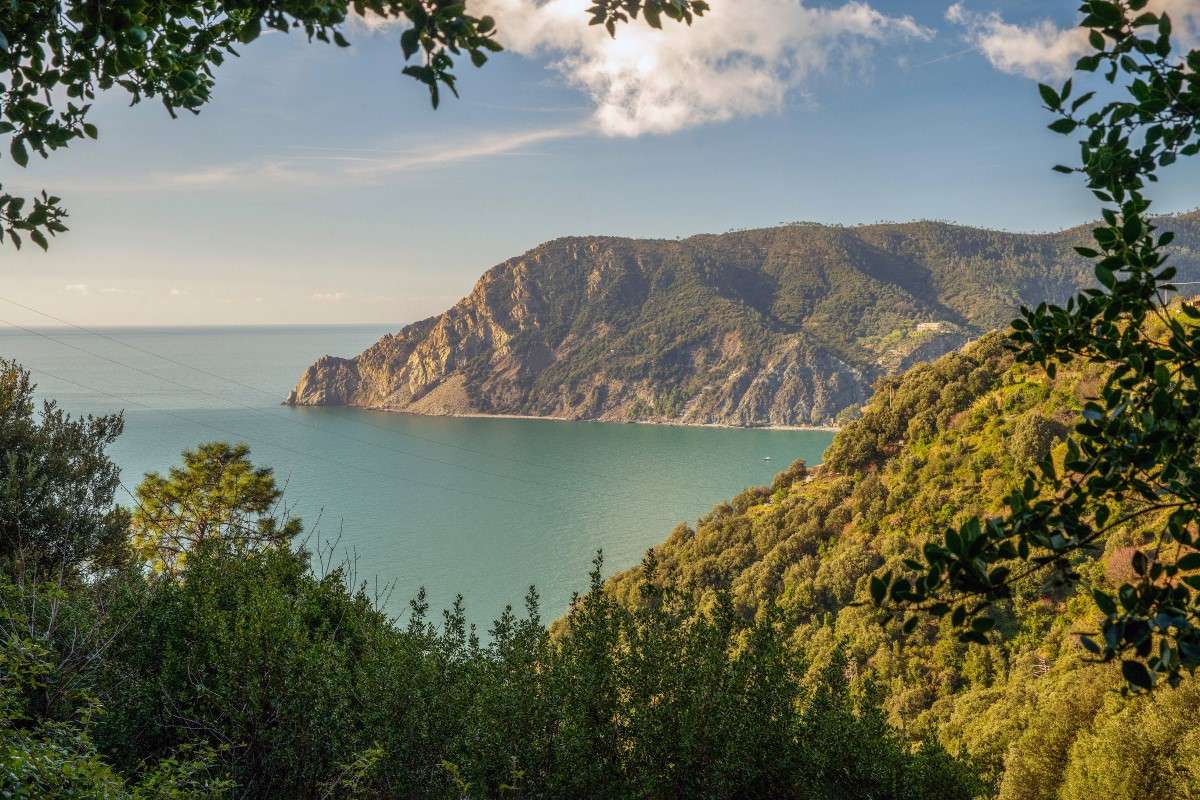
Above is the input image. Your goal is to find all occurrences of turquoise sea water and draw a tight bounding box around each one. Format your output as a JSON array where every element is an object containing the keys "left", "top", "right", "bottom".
[{"left": 0, "top": 324, "right": 835, "bottom": 625}]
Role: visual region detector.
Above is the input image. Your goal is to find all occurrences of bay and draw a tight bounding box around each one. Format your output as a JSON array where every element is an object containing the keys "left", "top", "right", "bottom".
[{"left": 0, "top": 324, "right": 834, "bottom": 625}]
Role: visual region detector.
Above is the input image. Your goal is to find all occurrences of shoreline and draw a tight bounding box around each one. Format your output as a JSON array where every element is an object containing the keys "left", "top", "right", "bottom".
[{"left": 327, "top": 405, "right": 840, "bottom": 433}]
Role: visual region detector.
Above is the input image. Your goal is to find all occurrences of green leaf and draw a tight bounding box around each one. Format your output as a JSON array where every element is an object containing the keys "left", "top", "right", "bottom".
[
  {"left": 1178, "top": 552, "right": 1200, "bottom": 571},
  {"left": 958, "top": 630, "right": 988, "bottom": 645},
  {"left": 1122, "top": 660, "right": 1153, "bottom": 690},
  {"left": 1092, "top": 589, "right": 1117, "bottom": 615},
  {"left": 238, "top": 18, "right": 262, "bottom": 44},
  {"left": 1123, "top": 214, "right": 1143, "bottom": 242},
  {"left": 1038, "top": 83, "right": 1060, "bottom": 109},
  {"left": 869, "top": 574, "right": 887, "bottom": 605},
  {"left": 10, "top": 138, "right": 28, "bottom": 168},
  {"left": 401, "top": 28, "right": 420, "bottom": 59}
]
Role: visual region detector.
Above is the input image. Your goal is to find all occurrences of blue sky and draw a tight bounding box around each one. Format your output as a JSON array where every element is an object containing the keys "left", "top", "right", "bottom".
[{"left": 5, "top": 0, "right": 1200, "bottom": 327}]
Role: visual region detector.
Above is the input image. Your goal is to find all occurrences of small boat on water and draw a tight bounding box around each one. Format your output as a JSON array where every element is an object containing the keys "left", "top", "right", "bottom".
[{"left": 762, "top": 456, "right": 772, "bottom": 461}]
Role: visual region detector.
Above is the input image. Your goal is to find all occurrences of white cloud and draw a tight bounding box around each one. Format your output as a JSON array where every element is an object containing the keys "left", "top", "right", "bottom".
[
  {"left": 355, "top": 1, "right": 930, "bottom": 137},
  {"left": 168, "top": 287, "right": 184, "bottom": 297},
  {"left": 100, "top": 287, "right": 142, "bottom": 296},
  {"left": 115, "top": 2, "right": 932, "bottom": 193},
  {"left": 948, "top": 1, "right": 1200, "bottom": 81},
  {"left": 312, "top": 291, "right": 350, "bottom": 302},
  {"left": 63, "top": 283, "right": 89, "bottom": 295},
  {"left": 473, "top": 0, "right": 933, "bottom": 136}
]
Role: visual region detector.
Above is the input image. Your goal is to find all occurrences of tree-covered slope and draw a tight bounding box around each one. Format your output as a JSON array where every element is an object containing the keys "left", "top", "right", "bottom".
[
  {"left": 287, "top": 214, "right": 1200, "bottom": 426},
  {"left": 0, "top": 359, "right": 982, "bottom": 799},
  {"left": 605, "top": 331, "right": 1200, "bottom": 798}
]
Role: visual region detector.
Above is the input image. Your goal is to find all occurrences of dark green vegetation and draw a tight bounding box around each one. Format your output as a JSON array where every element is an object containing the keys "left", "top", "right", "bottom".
[
  {"left": 607, "top": 332, "right": 1200, "bottom": 798},
  {"left": 0, "top": 0, "right": 702, "bottom": 248},
  {"left": 875, "top": 0, "right": 1200, "bottom": 693},
  {"left": 0, "top": 359, "right": 979, "bottom": 799},
  {"left": 288, "top": 214, "right": 1200, "bottom": 427}
]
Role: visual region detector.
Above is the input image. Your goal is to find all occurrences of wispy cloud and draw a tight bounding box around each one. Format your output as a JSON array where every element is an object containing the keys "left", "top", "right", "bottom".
[
  {"left": 906, "top": 45, "right": 975, "bottom": 70},
  {"left": 948, "top": 1, "right": 1200, "bottom": 81},
  {"left": 312, "top": 291, "right": 350, "bottom": 302},
  {"left": 99, "top": 286, "right": 143, "bottom": 296},
  {"left": 343, "top": 125, "right": 582, "bottom": 176},
  {"left": 63, "top": 283, "right": 89, "bottom": 296},
  {"left": 153, "top": 124, "right": 582, "bottom": 190},
  {"left": 159, "top": 160, "right": 325, "bottom": 189}
]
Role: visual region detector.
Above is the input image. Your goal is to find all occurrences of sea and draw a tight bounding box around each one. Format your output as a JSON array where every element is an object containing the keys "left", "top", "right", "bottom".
[{"left": 0, "top": 324, "right": 835, "bottom": 626}]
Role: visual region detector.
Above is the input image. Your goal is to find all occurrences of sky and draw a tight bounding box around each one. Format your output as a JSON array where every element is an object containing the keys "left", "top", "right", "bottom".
[{"left": 5, "top": 0, "right": 1200, "bottom": 327}]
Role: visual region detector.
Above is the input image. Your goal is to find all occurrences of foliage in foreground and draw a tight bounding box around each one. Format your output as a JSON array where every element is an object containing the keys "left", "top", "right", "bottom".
[
  {"left": 607, "top": 331, "right": 1200, "bottom": 798},
  {"left": 0, "top": 0, "right": 705, "bottom": 249},
  {"left": 874, "top": 0, "right": 1200, "bottom": 693},
  {"left": 0, "top": 361, "right": 977, "bottom": 799}
]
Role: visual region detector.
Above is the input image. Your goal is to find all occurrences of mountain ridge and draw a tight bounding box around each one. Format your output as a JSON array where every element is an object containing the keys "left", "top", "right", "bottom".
[{"left": 286, "top": 215, "right": 1200, "bottom": 426}]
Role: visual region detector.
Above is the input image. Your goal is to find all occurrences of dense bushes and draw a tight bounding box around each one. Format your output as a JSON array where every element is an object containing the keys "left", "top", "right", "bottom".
[
  {"left": 606, "top": 336, "right": 1197, "bottom": 798},
  {"left": 4, "top": 541, "right": 982, "bottom": 799},
  {"left": 0, "top": 362, "right": 978, "bottom": 798},
  {"left": 0, "top": 359, "right": 129, "bottom": 574}
]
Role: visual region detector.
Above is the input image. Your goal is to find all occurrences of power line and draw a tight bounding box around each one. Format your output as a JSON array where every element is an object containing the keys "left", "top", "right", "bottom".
[
  {"left": 13, "top": 357, "right": 545, "bottom": 511},
  {"left": 0, "top": 296, "right": 746, "bottom": 495},
  {"left": 3, "top": 320, "right": 742, "bottom": 518},
  {"left": 1, "top": 317, "right": 697, "bottom": 507},
  {"left": 0, "top": 299, "right": 821, "bottom": 529},
  {"left": 7, "top": 333, "right": 717, "bottom": 529}
]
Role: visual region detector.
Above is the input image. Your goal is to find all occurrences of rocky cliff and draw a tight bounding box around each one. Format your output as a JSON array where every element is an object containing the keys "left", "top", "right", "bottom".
[{"left": 286, "top": 215, "right": 1200, "bottom": 426}]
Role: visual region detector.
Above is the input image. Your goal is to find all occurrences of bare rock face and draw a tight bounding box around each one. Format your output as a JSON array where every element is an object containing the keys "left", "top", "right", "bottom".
[
  {"left": 286, "top": 216, "right": 1200, "bottom": 426},
  {"left": 286, "top": 356, "right": 361, "bottom": 406}
]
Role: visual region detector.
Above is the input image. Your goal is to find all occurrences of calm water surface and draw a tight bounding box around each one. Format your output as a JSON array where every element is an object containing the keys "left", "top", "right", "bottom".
[{"left": 0, "top": 325, "right": 834, "bottom": 624}]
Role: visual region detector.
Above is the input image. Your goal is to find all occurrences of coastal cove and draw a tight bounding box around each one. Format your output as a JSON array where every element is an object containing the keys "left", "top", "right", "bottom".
[{"left": 1, "top": 324, "right": 834, "bottom": 624}]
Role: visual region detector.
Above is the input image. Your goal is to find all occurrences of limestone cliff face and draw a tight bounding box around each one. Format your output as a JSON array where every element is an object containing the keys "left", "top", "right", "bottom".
[{"left": 286, "top": 216, "right": 1200, "bottom": 426}]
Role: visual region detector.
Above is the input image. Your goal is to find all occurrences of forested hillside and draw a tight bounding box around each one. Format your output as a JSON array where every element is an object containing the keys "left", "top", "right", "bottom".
[
  {"left": 288, "top": 213, "right": 1200, "bottom": 427},
  {"left": 0, "top": 359, "right": 981, "bottom": 799},
  {"left": 606, "top": 331, "right": 1200, "bottom": 798}
]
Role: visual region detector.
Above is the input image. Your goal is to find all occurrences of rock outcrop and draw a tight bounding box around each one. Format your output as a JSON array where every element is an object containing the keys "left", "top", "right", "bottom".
[{"left": 287, "top": 215, "right": 1200, "bottom": 426}]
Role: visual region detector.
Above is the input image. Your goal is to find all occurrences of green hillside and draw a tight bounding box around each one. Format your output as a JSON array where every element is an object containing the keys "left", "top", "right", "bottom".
[
  {"left": 606, "top": 331, "right": 1200, "bottom": 798},
  {"left": 288, "top": 213, "right": 1200, "bottom": 427}
]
